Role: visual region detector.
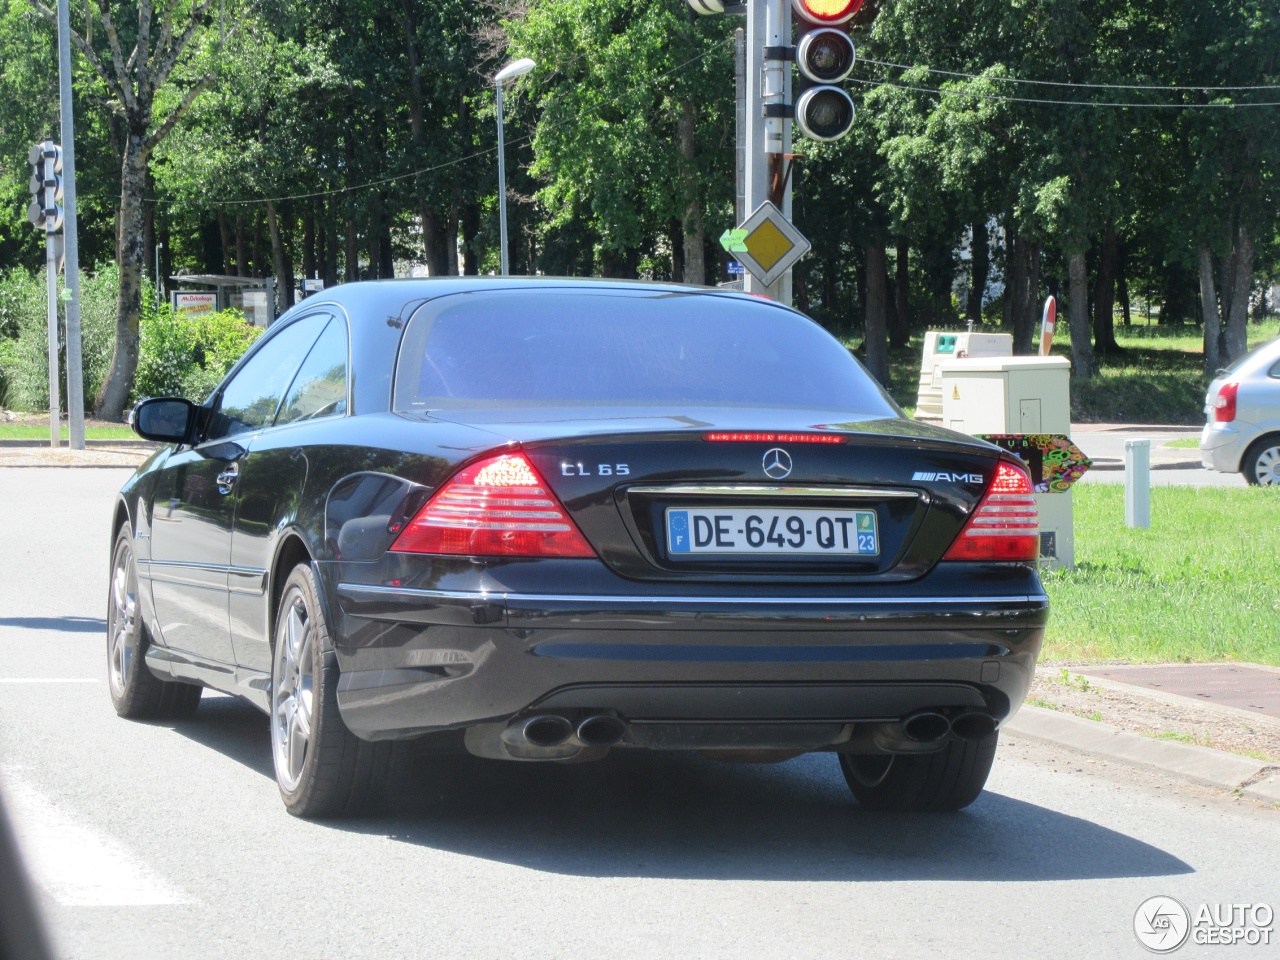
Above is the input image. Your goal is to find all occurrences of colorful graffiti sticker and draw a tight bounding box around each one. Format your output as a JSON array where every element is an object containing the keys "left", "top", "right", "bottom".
[{"left": 975, "top": 434, "right": 1093, "bottom": 493}]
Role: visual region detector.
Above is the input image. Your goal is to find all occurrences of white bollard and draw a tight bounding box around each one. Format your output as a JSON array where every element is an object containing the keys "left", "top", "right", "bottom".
[{"left": 1125, "top": 439, "right": 1151, "bottom": 529}]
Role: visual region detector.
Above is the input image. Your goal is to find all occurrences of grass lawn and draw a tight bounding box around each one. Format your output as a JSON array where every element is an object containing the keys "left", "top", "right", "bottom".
[
  {"left": 1040, "top": 484, "right": 1280, "bottom": 665},
  {"left": 0, "top": 424, "right": 136, "bottom": 440}
]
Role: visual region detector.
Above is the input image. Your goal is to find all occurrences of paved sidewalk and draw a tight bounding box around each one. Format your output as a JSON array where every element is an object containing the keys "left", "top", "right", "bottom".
[{"left": 1076, "top": 663, "right": 1280, "bottom": 721}]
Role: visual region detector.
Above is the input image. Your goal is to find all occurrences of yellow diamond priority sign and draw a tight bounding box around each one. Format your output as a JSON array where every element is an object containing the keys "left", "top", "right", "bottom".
[{"left": 727, "top": 202, "right": 811, "bottom": 287}]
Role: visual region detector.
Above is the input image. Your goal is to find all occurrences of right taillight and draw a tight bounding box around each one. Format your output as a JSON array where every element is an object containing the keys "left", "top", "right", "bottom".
[
  {"left": 1214, "top": 382, "right": 1239, "bottom": 423},
  {"left": 943, "top": 461, "right": 1038, "bottom": 562}
]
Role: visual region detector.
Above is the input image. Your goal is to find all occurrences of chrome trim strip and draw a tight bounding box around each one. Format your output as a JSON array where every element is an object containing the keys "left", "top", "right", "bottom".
[
  {"left": 627, "top": 484, "right": 919, "bottom": 499},
  {"left": 337, "top": 582, "right": 1047, "bottom": 607}
]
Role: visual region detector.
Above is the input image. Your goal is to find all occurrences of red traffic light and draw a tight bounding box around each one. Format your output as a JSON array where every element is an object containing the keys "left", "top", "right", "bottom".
[{"left": 792, "top": 0, "right": 863, "bottom": 24}]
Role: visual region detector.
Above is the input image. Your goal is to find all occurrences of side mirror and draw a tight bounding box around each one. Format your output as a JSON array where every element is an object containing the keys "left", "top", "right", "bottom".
[{"left": 129, "top": 397, "right": 196, "bottom": 444}]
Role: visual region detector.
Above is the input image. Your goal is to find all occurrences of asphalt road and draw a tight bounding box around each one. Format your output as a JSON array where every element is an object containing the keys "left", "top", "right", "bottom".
[
  {"left": 1072, "top": 427, "right": 1248, "bottom": 488},
  {"left": 1, "top": 467, "right": 1276, "bottom": 960}
]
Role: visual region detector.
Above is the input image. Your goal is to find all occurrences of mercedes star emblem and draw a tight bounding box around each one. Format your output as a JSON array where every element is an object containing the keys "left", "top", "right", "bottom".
[{"left": 762, "top": 447, "right": 793, "bottom": 479}]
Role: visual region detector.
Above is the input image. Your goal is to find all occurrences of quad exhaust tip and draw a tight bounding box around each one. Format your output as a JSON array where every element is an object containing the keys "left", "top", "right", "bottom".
[
  {"left": 950, "top": 711, "right": 997, "bottom": 741},
  {"left": 521, "top": 715, "right": 574, "bottom": 748},
  {"left": 901, "top": 711, "right": 951, "bottom": 743},
  {"left": 576, "top": 714, "right": 626, "bottom": 747}
]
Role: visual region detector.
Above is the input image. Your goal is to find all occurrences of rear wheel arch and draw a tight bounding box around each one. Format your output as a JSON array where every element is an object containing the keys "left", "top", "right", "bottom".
[{"left": 268, "top": 533, "right": 315, "bottom": 643}]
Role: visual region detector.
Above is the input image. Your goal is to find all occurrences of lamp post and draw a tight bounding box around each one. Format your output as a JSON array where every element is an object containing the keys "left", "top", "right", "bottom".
[{"left": 494, "top": 58, "right": 535, "bottom": 276}]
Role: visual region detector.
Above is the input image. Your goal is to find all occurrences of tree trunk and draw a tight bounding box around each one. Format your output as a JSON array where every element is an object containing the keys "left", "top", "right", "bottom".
[
  {"left": 1199, "top": 244, "right": 1221, "bottom": 375},
  {"left": 142, "top": 170, "right": 156, "bottom": 295},
  {"left": 669, "top": 218, "right": 684, "bottom": 283},
  {"left": 445, "top": 206, "right": 460, "bottom": 276},
  {"left": 266, "top": 201, "right": 291, "bottom": 314},
  {"left": 1003, "top": 228, "right": 1024, "bottom": 338},
  {"left": 1093, "top": 224, "right": 1120, "bottom": 354},
  {"left": 252, "top": 209, "right": 265, "bottom": 277},
  {"left": 302, "top": 209, "right": 316, "bottom": 282},
  {"left": 862, "top": 242, "right": 890, "bottom": 386},
  {"left": 1118, "top": 265, "right": 1131, "bottom": 328},
  {"left": 823, "top": 256, "right": 837, "bottom": 320},
  {"left": 461, "top": 203, "right": 480, "bottom": 275},
  {"left": 677, "top": 100, "right": 705, "bottom": 285},
  {"left": 1022, "top": 240, "right": 1041, "bottom": 350},
  {"left": 94, "top": 133, "right": 149, "bottom": 420},
  {"left": 345, "top": 220, "right": 359, "bottom": 283},
  {"left": 1223, "top": 224, "right": 1253, "bottom": 363},
  {"left": 218, "top": 210, "right": 234, "bottom": 275},
  {"left": 235, "top": 213, "right": 247, "bottom": 277},
  {"left": 1067, "top": 250, "right": 1094, "bottom": 377},
  {"left": 422, "top": 209, "right": 450, "bottom": 276},
  {"left": 890, "top": 239, "right": 909, "bottom": 347},
  {"left": 378, "top": 213, "right": 395, "bottom": 278},
  {"left": 966, "top": 223, "right": 988, "bottom": 325}
]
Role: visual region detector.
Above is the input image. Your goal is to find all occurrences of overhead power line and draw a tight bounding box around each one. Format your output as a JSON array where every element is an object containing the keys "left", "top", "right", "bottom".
[
  {"left": 850, "top": 74, "right": 1280, "bottom": 109},
  {"left": 858, "top": 56, "right": 1280, "bottom": 92}
]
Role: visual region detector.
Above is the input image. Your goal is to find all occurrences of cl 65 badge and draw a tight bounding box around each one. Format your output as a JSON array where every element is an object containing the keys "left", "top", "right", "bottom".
[{"left": 561, "top": 462, "right": 630, "bottom": 476}]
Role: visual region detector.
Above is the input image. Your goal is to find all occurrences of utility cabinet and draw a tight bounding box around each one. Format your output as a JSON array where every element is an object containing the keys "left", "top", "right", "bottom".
[
  {"left": 938, "top": 355, "right": 1076, "bottom": 570},
  {"left": 914, "top": 331, "right": 1012, "bottom": 420}
]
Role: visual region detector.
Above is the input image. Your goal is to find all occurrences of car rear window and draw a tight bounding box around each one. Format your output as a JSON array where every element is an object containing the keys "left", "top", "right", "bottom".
[{"left": 393, "top": 289, "right": 898, "bottom": 414}]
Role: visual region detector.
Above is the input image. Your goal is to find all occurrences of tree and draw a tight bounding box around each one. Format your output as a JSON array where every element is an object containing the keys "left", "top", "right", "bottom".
[{"left": 29, "top": 0, "right": 246, "bottom": 419}]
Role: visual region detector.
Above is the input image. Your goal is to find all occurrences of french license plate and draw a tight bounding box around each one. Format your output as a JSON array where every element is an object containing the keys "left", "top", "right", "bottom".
[{"left": 665, "top": 507, "right": 878, "bottom": 557}]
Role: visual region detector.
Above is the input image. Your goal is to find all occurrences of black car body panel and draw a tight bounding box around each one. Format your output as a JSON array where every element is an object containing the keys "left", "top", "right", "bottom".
[{"left": 113, "top": 277, "right": 1046, "bottom": 756}]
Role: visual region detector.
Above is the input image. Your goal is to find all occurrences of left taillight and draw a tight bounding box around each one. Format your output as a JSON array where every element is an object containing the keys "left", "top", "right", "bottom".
[
  {"left": 942, "top": 460, "right": 1038, "bottom": 562},
  {"left": 390, "top": 452, "right": 597, "bottom": 558}
]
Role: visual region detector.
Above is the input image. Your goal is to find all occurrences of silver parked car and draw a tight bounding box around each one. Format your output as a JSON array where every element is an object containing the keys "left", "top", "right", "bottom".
[{"left": 1200, "top": 336, "right": 1280, "bottom": 485}]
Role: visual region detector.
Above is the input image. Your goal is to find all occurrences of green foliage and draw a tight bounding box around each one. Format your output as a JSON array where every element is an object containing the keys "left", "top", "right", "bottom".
[
  {"left": 0, "top": 264, "right": 116, "bottom": 413},
  {"left": 135, "top": 302, "right": 261, "bottom": 403}
]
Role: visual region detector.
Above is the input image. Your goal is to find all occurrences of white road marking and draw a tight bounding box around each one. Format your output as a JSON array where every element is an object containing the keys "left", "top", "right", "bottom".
[
  {"left": 1, "top": 767, "right": 191, "bottom": 906},
  {"left": 0, "top": 679, "right": 100, "bottom": 683}
]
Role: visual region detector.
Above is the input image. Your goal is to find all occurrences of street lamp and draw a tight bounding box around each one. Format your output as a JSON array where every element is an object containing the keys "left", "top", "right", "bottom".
[{"left": 495, "top": 57, "right": 535, "bottom": 276}]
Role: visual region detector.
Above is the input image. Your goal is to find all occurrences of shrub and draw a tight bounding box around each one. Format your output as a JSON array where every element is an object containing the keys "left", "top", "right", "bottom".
[
  {"left": 135, "top": 300, "right": 260, "bottom": 403},
  {"left": 0, "top": 264, "right": 120, "bottom": 413},
  {"left": 0, "top": 265, "right": 260, "bottom": 414}
]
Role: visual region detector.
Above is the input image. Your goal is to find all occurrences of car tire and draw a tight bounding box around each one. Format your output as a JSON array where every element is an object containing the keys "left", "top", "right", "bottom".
[
  {"left": 270, "top": 563, "right": 391, "bottom": 818},
  {"left": 1241, "top": 436, "right": 1280, "bottom": 486},
  {"left": 108, "top": 528, "right": 203, "bottom": 721},
  {"left": 838, "top": 732, "right": 998, "bottom": 812}
]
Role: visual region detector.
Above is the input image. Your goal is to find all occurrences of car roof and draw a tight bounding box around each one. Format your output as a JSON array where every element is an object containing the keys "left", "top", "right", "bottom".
[{"left": 285, "top": 276, "right": 790, "bottom": 326}]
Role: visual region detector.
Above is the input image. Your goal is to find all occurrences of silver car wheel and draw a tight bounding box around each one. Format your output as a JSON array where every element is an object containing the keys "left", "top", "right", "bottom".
[
  {"left": 271, "top": 591, "right": 315, "bottom": 793},
  {"left": 107, "top": 540, "right": 139, "bottom": 700},
  {"left": 1252, "top": 443, "right": 1280, "bottom": 486}
]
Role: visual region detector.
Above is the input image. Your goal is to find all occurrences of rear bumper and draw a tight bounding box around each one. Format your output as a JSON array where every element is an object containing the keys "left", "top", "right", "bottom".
[
  {"left": 1199, "top": 422, "right": 1253, "bottom": 473},
  {"left": 329, "top": 580, "right": 1048, "bottom": 741}
]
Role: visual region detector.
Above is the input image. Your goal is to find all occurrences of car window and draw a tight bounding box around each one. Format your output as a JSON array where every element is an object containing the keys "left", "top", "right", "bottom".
[
  {"left": 394, "top": 290, "right": 897, "bottom": 414},
  {"left": 1222, "top": 337, "right": 1279, "bottom": 376},
  {"left": 205, "top": 313, "right": 331, "bottom": 441},
  {"left": 277, "top": 316, "right": 349, "bottom": 425}
]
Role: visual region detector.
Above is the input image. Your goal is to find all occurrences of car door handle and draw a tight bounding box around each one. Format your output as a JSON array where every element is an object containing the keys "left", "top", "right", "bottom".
[{"left": 216, "top": 461, "right": 240, "bottom": 495}]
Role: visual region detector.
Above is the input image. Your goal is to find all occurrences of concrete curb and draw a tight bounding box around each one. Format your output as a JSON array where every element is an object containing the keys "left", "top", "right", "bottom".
[
  {"left": 1005, "top": 706, "right": 1280, "bottom": 804},
  {"left": 0, "top": 439, "right": 156, "bottom": 448}
]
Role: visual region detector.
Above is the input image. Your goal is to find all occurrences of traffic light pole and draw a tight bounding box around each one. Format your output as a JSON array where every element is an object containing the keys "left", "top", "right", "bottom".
[
  {"left": 44, "top": 220, "right": 59, "bottom": 448},
  {"left": 744, "top": 0, "right": 793, "bottom": 305},
  {"left": 57, "top": 0, "right": 84, "bottom": 448}
]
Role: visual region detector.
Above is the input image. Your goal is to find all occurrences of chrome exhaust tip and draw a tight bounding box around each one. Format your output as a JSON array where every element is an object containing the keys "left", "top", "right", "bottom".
[
  {"left": 950, "top": 711, "right": 996, "bottom": 741},
  {"left": 576, "top": 714, "right": 626, "bottom": 747},
  {"left": 520, "top": 715, "right": 574, "bottom": 748},
  {"left": 901, "top": 711, "right": 951, "bottom": 743}
]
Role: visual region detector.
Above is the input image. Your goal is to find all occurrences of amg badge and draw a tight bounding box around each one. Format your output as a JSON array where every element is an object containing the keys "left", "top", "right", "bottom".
[{"left": 912, "top": 471, "right": 985, "bottom": 483}]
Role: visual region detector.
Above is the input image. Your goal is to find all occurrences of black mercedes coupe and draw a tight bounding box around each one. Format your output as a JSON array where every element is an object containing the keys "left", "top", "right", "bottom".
[{"left": 110, "top": 277, "right": 1047, "bottom": 817}]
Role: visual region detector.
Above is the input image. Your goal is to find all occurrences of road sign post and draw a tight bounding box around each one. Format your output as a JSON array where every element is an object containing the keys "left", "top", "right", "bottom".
[{"left": 29, "top": 140, "right": 64, "bottom": 448}]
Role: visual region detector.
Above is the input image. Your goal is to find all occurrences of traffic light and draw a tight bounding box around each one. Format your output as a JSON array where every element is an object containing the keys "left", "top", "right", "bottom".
[
  {"left": 27, "top": 140, "right": 64, "bottom": 232},
  {"left": 792, "top": 0, "right": 860, "bottom": 141}
]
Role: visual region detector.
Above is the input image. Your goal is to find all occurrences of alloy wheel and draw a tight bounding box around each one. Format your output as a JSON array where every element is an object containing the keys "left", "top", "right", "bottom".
[
  {"left": 107, "top": 541, "right": 139, "bottom": 700},
  {"left": 271, "top": 591, "right": 315, "bottom": 793}
]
